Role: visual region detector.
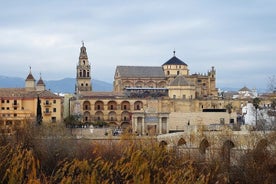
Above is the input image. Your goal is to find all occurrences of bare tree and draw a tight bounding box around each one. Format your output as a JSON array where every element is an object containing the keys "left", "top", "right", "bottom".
[{"left": 267, "top": 75, "right": 276, "bottom": 93}]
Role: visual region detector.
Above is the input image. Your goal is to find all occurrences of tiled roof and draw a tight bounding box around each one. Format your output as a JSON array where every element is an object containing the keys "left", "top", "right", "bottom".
[
  {"left": 0, "top": 88, "right": 26, "bottom": 98},
  {"left": 37, "top": 77, "right": 45, "bottom": 85},
  {"left": 116, "top": 66, "right": 165, "bottom": 78},
  {"left": 169, "top": 75, "right": 194, "bottom": 86},
  {"left": 25, "top": 90, "right": 61, "bottom": 98},
  {"left": 162, "top": 56, "right": 187, "bottom": 66},
  {"left": 0, "top": 88, "right": 61, "bottom": 99},
  {"left": 26, "top": 73, "right": 35, "bottom": 81}
]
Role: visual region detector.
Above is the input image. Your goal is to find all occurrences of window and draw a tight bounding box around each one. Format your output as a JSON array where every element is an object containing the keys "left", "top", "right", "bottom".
[
  {"left": 51, "top": 117, "right": 56, "bottom": 123},
  {"left": 86, "top": 83, "right": 88, "bottom": 86},
  {"left": 45, "top": 108, "right": 49, "bottom": 113},
  {"left": 45, "top": 100, "right": 50, "bottom": 105},
  {"left": 97, "top": 105, "right": 101, "bottom": 110},
  {"left": 7, "top": 100, "right": 9, "bottom": 103},
  {"left": 1, "top": 107, "right": 4, "bottom": 110},
  {"left": 13, "top": 100, "right": 17, "bottom": 105},
  {"left": 110, "top": 105, "right": 113, "bottom": 110},
  {"left": 81, "top": 83, "right": 84, "bottom": 86},
  {"left": 177, "top": 71, "right": 180, "bottom": 75},
  {"left": 14, "top": 114, "right": 17, "bottom": 117},
  {"left": 173, "top": 95, "right": 176, "bottom": 99},
  {"left": 53, "top": 108, "right": 56, "bottom": 112},
  {"left": 1, "top": 100, "right": 4, "bottom": 103},
  {"left": 7, "top": 107, "right": 9, "bottom": 110},
  {"left": 14, "top": 107, "right": 17, "bottom": 110},
  {"left": 124, "top": 105, "right": 127, "bottom": 110},
  {"left": 53, "top": 100, "right": 56, "bottom": 104}
]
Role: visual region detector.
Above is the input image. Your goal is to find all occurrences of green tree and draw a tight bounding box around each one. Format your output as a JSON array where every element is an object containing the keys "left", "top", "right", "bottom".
[
  {"left": 225, "top": 103, "right": 233, "bottom": 124},
  {"left": 64, "top": 115, "right": 81, "bottom": 128},
  {"left": 36, "top": 96, "right": 42, "bottom": 125}
]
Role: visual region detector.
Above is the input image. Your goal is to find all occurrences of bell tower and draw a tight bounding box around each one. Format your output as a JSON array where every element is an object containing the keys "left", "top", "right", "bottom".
[{"left": 75, "top": 41, "right": 92, "bottom": 93}]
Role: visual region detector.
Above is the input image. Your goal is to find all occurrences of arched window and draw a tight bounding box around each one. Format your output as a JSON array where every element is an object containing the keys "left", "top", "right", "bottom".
[
  {"left": 87, "top": 71, "right": 90, "bottom": 77},
  {"left": 83, "top": 70, "right": 86, "bottom": 77},
  {"left": 167, "top": 71, "right": 170, "bottom": 75},
  {"left": 83, "top": 60, "right": 85, "bottom": 65}
]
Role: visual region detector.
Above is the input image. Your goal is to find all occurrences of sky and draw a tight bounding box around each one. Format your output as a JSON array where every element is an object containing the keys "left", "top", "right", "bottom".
[{"left": 0, "top": 0, "right": 275, "bottom": 91}]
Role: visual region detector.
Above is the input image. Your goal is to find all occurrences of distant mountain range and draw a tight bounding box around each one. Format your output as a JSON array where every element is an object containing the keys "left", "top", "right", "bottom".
[
  {"left": 0, "top": 75, "right": 267, "bottom": 94},
  {"left": 0, "top": 75, "right": 113, "bottom": 93}
]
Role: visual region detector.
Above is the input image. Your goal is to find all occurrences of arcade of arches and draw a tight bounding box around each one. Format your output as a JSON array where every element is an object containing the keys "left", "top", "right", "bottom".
[{"left": 71, "top": 98, "right": 169, "bottom": 135}]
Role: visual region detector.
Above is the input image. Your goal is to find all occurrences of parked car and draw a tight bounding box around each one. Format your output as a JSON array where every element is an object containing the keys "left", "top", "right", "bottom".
[{"left": 113, "top": 129, "right": 123, "bottom": 136}]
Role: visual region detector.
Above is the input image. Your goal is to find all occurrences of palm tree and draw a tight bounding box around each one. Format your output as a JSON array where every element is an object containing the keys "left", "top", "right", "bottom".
[
  {"left": 253, "top": 97, "right": 261, "bottom": 129},
  {"left": 225, "top": 103, "right": 233, "bottom": 124}
]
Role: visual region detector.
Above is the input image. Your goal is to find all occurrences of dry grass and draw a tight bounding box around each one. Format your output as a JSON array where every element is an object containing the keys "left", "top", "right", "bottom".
[{"left": 0, "top": 125, "right": 275, "bottom": 183}]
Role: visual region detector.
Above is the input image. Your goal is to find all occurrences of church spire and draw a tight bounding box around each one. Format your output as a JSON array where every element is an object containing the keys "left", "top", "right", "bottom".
[
  {"left": 36, "top": 73, "right": 46, "bottom": 91},
  {"left": 79, "top": 41, "right": 88, "bottom": 59},
  {"left": 25, "top": 66, "right": 36, "bottom": 91},
  {"left": 76, "top": 42, "right": 92, "bottom": 93}
]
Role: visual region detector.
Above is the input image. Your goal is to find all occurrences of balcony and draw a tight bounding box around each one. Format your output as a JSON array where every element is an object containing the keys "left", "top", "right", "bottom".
[
  {"left": 12, "top": 103, "right": 19, "bottom": 107},
  {"left": 43, "top": 111, "right": 52, "bottom": 115},
  {"left": 43, "top": 102, "right": 52, "bottom": 107}
]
